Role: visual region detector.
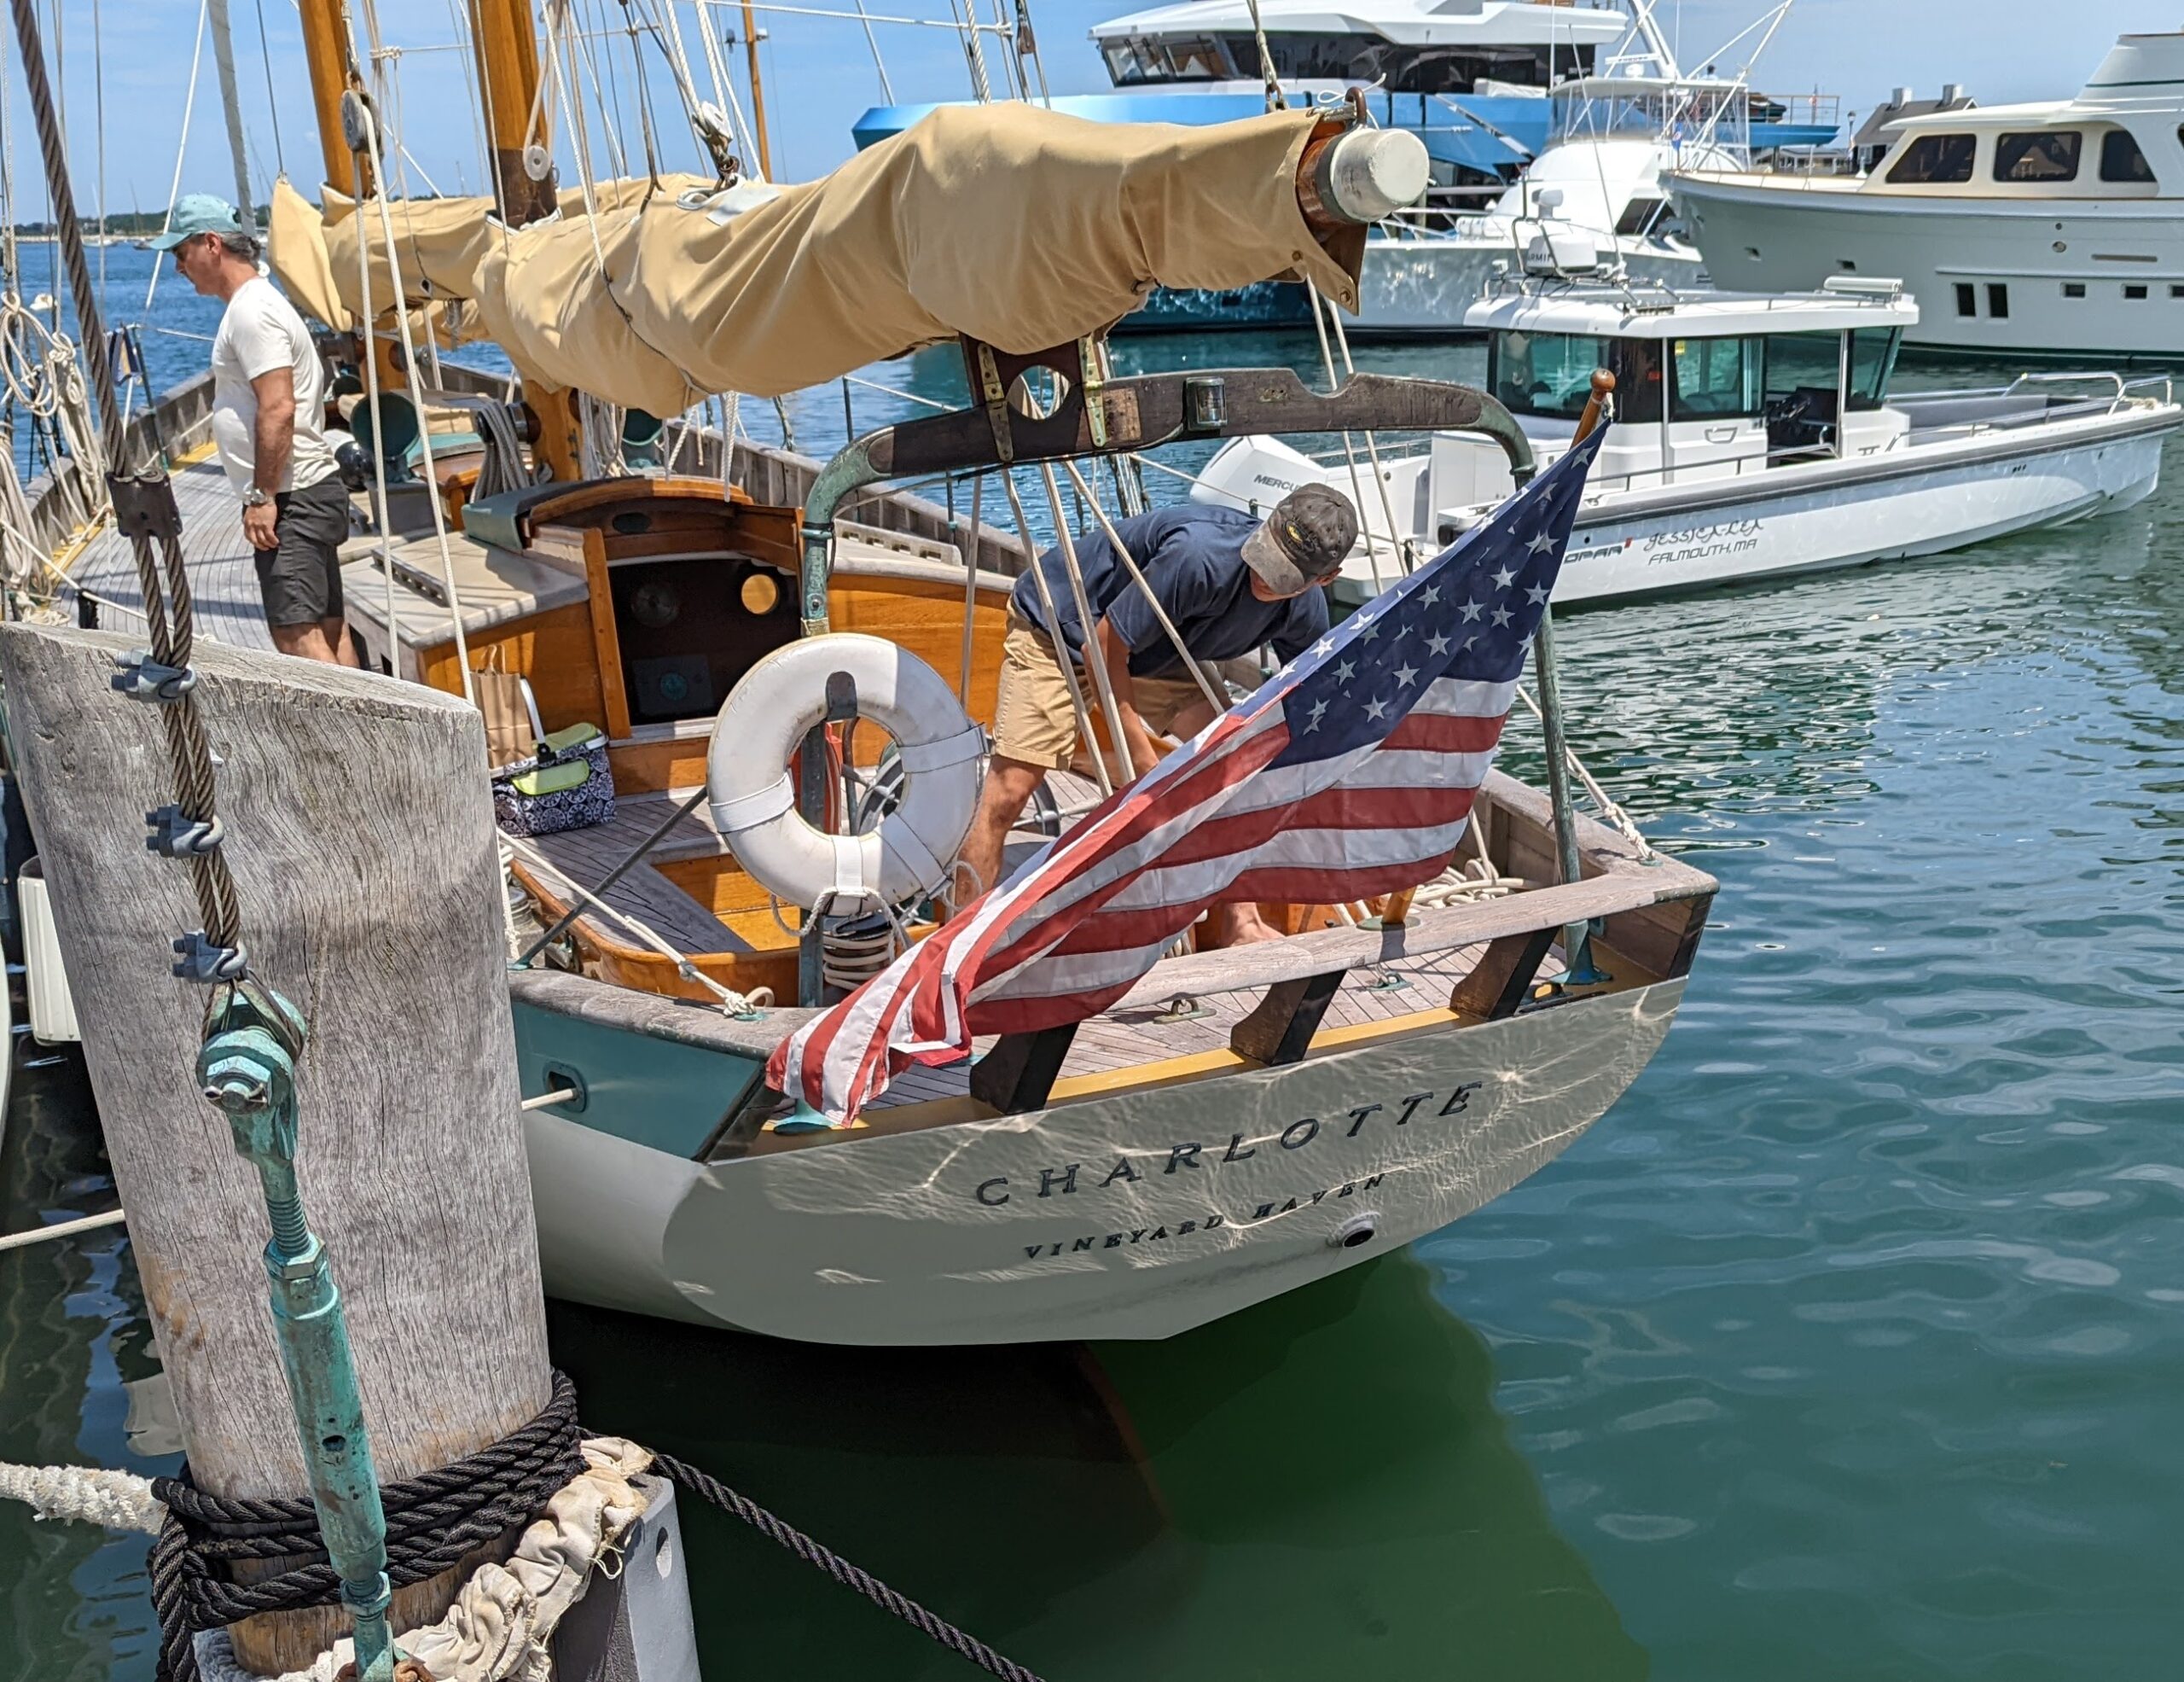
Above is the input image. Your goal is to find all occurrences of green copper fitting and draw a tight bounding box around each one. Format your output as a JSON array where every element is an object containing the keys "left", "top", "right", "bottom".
[{"left": 199, "top": 982, "right": 398, "bottom": 1682}]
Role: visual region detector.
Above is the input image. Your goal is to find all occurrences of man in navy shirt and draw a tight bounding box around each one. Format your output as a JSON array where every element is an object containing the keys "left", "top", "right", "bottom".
[{"left": 960, "top": 485, "right": 1357, "bottom": 939}]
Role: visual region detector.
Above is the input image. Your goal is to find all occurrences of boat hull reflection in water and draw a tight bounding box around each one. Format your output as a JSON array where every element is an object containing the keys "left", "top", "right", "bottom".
[
  {"left": 525, "top": 979, "right": 1685, "bottom": 1345},
  {"left": 549, "top": 1249, "right": 1647, "bottom": 1679}
]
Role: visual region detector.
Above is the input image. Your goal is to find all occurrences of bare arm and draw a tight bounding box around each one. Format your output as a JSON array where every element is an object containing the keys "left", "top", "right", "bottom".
[
  {"left": 242, "top": 367, "right": 294, "bottom": 550},
  {"left": 250, "top": 366, "right": 295, "bottom": 494},
  {"left": 1093, "top": 616, "right": 1164, "bottom": 778}
]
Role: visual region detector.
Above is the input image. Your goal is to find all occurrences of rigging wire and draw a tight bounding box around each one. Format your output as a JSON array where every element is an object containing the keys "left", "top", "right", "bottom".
[
  {"left": 250, "top": 0, "right": 284, "bottom": 175},
  {"left": 91, "top": 0, "right": 104, "bottom": 296},
  {"left": 145, "top": 0, "right": 211, "bottom": 315}
]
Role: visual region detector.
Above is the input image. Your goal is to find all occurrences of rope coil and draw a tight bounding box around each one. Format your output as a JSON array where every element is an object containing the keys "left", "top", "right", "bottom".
[{"left": 149, "top": 1373, "right": 587, "bottom": 1682}]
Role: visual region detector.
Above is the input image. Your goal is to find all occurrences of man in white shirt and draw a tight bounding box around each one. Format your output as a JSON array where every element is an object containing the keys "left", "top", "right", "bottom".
[{"left": 156, "top": 195, "right": 357, "bottom": 666}]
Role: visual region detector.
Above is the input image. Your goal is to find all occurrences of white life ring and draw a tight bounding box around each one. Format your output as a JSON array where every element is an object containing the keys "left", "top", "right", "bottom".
[{"left": 706, "top": 634, "right": 984, "bottom": 911}]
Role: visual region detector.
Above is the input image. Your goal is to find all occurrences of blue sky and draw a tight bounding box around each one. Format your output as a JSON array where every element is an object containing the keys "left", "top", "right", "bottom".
[{"left": 3, "top": 0, "right": 2179, "bottom": 220}]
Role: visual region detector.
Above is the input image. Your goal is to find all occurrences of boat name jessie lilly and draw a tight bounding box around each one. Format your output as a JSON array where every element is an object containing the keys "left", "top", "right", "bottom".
[{"left": 972, "top": 1080, "right": 1486, "bottom": 1208}]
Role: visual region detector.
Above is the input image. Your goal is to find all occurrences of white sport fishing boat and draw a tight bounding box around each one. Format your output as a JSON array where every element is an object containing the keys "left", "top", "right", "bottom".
[{"left": 1199, "top": 275, "right": 2181, "bottom": 607}]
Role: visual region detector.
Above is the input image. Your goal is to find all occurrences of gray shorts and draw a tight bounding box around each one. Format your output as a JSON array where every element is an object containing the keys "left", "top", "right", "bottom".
[{"left": 252, "top": 475, "right": 351, "bottom": 628}]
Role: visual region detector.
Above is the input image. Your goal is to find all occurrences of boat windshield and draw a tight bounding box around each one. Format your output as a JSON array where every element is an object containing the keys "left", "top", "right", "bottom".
[
  {"left": 1759, "top": 328, "right": 1902, "bottom": 412},
  {"left": 1098, "top": 31, "right": 1588, "bottom": 92},
  {"left": 1489, "top": 331, "right": 1663, "bottom": 423}
]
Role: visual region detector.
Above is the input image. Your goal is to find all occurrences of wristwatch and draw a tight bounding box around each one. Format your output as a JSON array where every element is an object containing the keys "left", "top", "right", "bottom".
[{"left": 241, "top": 486, "right": 271, "bottom": 508}]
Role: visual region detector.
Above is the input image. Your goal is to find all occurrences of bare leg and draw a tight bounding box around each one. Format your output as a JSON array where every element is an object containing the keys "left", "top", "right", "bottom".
[
  {"left": 1210, "top": 902, "right": 1283, "bottom": 946},
  {"left": 322, "top": 616, "right": 363, "bottom": 668},
  {"left": 270, "top": 621, "right": 346, "bottom": 665},
  {"left": 958, "top": 754, "right": 1048, "bottom": 905}
]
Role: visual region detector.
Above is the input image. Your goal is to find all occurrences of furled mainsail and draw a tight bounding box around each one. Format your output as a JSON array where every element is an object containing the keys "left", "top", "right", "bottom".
[
  {"left": 268, "top": 106, "right": 1363, "bottom": 415},
  {"left": 475, "top": 105, "right": 1363, "bottom": 414}
]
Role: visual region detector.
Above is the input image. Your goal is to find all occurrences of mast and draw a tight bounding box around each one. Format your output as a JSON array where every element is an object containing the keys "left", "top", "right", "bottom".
[
  {"left": 740, "top": 0, "right": 773, "bottom": 179},
  {"left": 466, "top": 0, "right": 582, "bottom": 479},
  {"left": 298, "top": 0, "right": 370, "bottom": 199}
]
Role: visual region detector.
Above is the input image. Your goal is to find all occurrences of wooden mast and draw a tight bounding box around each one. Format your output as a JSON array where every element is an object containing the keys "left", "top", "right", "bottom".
[
  {"left": 740, "top": 0, "right": 774, "bottom": 179},
  {"left": 298, "top": 0, "right": 369, "bottom": 201},
  {"left": 466, "top": 0, "right": 583, "bottom": 480}
]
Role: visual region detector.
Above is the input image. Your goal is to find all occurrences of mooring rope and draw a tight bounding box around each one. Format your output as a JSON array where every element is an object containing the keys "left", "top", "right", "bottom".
[
  {"left": 148, "top": 1372, "right": 588, "bottom": 1682},
  {"left": 113, "top": 1367, "right": 1046, "bottom": 1682},
  {"left": 651, "top": 1450, "right": 1048, "bottom": 1682}
]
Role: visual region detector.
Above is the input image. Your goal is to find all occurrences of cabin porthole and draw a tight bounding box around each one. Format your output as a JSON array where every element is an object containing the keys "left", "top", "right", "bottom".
[{"left": 1330, "top": 1213, "right": 1380, "bottom": 1250}]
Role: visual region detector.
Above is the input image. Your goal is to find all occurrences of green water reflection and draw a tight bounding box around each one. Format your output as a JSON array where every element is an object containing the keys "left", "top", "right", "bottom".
[{"left": 552, "top": 1251, "right": 1643, "bottom": 1681}]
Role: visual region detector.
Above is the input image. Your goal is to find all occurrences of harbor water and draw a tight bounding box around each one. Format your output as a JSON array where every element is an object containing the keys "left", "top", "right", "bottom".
[{"left": 3, "top": 263, "right": 2181, "bottom": 1677}]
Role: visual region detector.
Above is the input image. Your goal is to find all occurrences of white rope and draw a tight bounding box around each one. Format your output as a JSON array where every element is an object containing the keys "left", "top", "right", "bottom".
[
  {"left": 502, "top": 830, "right": 772, "bottom": 1014},
  {"left": 0, "top": 1461, "right": 162, "bottom": 1533},
  {"left": 1306, "top": 288, "right": 1388, "bottom": 593},
  {"left": 1513, "top": 685, "right": 1658, "bottom": 860},
  {"left": 343, "top": 88, "right": 479, "bottom": 707},
  {"left": 1057, "top": 457, "right": 1222, "bottom": 714},
  {"left": 0, "top": 1204, "right": 127, "bottom": 1253},
  {"left": 995, "top": 473, "right": 1111, "bottom": 799},
  {"left": 145, "top": 0, "right": 211, "bottom": 314},
  {"left": 1317, "top": 283, "right": 1411, "bottom": 577}
]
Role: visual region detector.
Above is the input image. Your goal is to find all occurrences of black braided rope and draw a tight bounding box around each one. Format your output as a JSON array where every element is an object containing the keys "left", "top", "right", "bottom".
[
  {"left": 148, "top": 1371, "right": 585, "bottom": 1682},
  {"left": 648, "top": 1452, "right": 1047, "bottom": 1682},
  {"left": 142, "top": 1370, "right": 1044, "bottom": 1682}
]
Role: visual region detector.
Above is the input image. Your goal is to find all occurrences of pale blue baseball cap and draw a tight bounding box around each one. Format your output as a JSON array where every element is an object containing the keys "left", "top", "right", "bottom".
[{"left": 149, "top": 194, "right": 247, "bottom": 251}]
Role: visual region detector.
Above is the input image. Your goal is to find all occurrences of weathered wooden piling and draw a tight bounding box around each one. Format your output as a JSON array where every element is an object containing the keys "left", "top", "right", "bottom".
[{"left": 0, "top": 623, "right": 551, "bottom": 1672}]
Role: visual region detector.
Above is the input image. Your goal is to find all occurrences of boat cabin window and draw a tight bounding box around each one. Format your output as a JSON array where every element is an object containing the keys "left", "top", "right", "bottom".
[
  {"left": 1099, "top": 34, "right": 1235, "bottom": 84},
  {"left": 1489, "top": 331, "right": 1661, "bottom": 424},
  {"left": 1993, "top": 131, "right": 2081, "bottom": 183},
  {"left": 1844, "top": 328, "right": 1901, "bottom": 411},
  {"left": 1885, "top": 133, "right": 1976, "bottom": 184},
  {"left": 1614, "top": 197, "right": 1670, "bottom": 238},
  {"left": 1669, "top": 335, "right": 1760, "bottom": 422},
  {"left": 1099, "top": 31, "right": 1589, "bottom": 93},
  {"left": 2100, "top": 129, "right": 2155, "bottom": 183}
]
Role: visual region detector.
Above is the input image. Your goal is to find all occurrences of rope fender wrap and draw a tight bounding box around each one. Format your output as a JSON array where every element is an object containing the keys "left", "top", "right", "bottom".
[
  {"left": 149, "top": 1373, "right": 586, "bottom": 1682},
  {"left": 142, "top": 1371, "right": 1047, "bottom": 1682}
]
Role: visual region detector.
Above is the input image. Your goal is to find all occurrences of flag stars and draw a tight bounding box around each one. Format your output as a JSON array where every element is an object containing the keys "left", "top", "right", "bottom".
[
  {"left": 1525, "top": 583, "right": 1552, "bottom": 605},
  {"left": 1460, "top": 599, "right": 1484, "bottom": 622},
  {"left": 1394, "top": 663, "right": 1420, "bottom": 688},
  {"left": 1311, "top": 637, "right": 1335, "bottom": 659},
  {"left": 1492, "top": 565, "right": 1518, "bottom": 590},
  {"left": 1335, "top": 658, "right": 1356, "bottom": 682},
  {"left": 1525, "top": 531, "right": 1557, "bottom": 555},
  {"left": 1362, "top": 696, "right": 1389, "bottom": 722},
  {"left": 1304, "top": 698, "right": 1328, "bottom": 732},
  {"left": 1490, "top": 606, "right": 1513, "bottom": 627},
  {"left": 1419, "top": 585, "right": 1441, "bottom": 606},
  {"left": 1426, "top": 631, "right": 1450, "bottom": 655}
]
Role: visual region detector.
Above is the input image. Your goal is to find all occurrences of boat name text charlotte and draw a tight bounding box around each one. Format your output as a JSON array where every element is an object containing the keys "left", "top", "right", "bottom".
[{"left": 972, "top": 1080, "right": 1484, "bottom": 1206}]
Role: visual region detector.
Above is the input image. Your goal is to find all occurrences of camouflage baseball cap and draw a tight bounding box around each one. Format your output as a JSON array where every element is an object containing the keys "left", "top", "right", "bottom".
[{"left": 1240, "top": 484, "right": 1359, "bottom": 595}]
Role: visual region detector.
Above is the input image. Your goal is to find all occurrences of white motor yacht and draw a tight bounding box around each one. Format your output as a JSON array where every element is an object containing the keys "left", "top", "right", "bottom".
[
  {"left": 1196, "top": 276, "right": 2180, "bottom": 607},
  {"left": 1668, "top": 32, "right": 2184, "bottom": 357}
]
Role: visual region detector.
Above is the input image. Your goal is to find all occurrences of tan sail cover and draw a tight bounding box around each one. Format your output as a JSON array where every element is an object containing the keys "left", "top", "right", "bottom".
[
  {"left": 317, "top": 176, "right": 713, "bottom": 325},
  {"left": 267, "top": 177, "right": 353, "bottom": 332},
  {"left": 473, "top": 105, "right": 1366, "bottom": 415}
]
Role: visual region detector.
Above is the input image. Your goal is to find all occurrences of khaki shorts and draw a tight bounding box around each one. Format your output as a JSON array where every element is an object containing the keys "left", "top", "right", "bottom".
[{"left": 992, "top": 613, "right": 1225, "bottom": 771}]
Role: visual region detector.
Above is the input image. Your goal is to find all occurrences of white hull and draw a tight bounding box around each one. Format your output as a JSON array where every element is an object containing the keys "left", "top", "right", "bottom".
[
  {"left": 1670, "top": 177, "right": 2184, "bottom": 358},
  {"left": 1543, "top": 412, "right": 2171, "bottom": 604},
  {"left": 1358, "top": 236, "right": 1703, "bottom": 335},
  {"left": 526, "top": 980, "right": 1686, "bottom": 1346}
]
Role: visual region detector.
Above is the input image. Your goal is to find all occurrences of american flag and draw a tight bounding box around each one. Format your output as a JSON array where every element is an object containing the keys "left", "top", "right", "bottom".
[{"left": 769, "top": 426, "right": 1607, "bottom": 1124}]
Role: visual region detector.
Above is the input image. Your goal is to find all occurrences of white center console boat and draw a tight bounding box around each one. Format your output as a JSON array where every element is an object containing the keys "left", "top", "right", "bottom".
[{"left": 1201, "top": 276, "right": 2181, "bottom": 607}]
